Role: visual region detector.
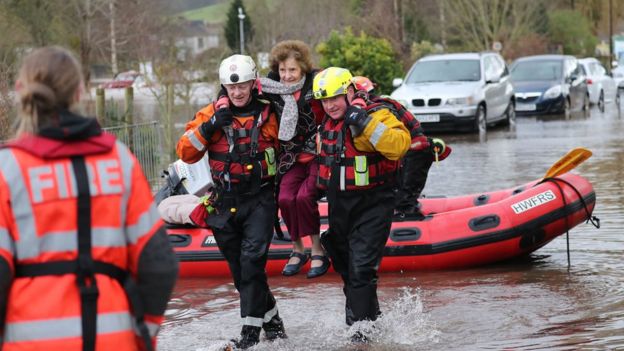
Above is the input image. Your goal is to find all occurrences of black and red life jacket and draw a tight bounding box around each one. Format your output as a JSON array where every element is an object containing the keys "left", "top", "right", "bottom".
[
  {"left": 317, "top": 115, "right": 399, "bottom": 191},
  {"left": 207, "top": 103, "right": 277, "bottom": 186},
  {"left": 368, "top": 96, "right": 429, "bottom": 152}
]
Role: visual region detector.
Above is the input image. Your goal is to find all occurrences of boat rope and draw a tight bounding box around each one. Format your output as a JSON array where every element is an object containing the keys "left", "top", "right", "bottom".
[{"left": 538, "top": 177, "right": 601, "bottom": 268}]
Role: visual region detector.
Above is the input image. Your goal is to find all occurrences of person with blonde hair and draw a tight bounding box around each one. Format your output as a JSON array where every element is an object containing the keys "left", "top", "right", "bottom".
[{"left": 0, "top": 46, "right": 178, "bottom": 351}]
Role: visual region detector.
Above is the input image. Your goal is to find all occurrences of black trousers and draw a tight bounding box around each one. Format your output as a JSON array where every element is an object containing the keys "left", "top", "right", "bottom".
[
  {"left": 211, "top": 186, "right": 278, "bottom": 327},
  {"left": 322, "top": 186, "right": 395, "bottom": 325},
  {"left": 395, "top": 150, "right": 433, "bottom": 212}
]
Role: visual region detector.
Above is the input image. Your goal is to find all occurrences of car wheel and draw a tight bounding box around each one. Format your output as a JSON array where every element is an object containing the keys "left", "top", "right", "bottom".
[
  {"left": 473, "top": 104, "right": 487, "bottom": 133},
  {"left": 502, "top": 100, "right": 516, "bottom": 126},
  {"left": 598, "top": 90, "right": 605, "bottom": 112}
]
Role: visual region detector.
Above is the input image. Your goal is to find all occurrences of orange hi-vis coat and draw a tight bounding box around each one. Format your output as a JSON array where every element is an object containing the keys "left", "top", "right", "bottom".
[
  {"left": 0, "top": 136, "right": 164, "bottom": 351},
  {"left": 176, "top": 102, "right": 279, "bottom": 182}
]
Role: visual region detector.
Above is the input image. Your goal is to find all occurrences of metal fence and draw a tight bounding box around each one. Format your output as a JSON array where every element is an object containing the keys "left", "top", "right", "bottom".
[{"left": 104, "top": 121, "right": 165, "bottom": 189}]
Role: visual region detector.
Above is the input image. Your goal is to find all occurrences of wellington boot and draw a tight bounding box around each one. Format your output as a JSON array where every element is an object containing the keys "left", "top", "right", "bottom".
[
  {"left": 263, "top": 315, "right": 287, "bottom": 341},
  {"left": 226, "top": 325, "right": 261, "bottom": 350}
]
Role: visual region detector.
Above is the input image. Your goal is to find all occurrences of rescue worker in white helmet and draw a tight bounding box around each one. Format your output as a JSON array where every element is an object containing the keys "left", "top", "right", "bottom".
[
  {"left": 176, "top": 54, "right": 285, "bottom": 349},
  {"left": 313, "top": 67, "right": 410, "bottom": 343},
  {"left": 351, "top": 76, "right": 452, "bottom": 219}
]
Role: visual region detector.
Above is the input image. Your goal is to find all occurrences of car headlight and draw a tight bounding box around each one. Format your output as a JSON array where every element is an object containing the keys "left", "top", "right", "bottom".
[
  {"left": 446, "top": 97, "right": 474, "bottom": 106},
  {"left": 543, "top": 85, "right": 562, "bottom": 99}
]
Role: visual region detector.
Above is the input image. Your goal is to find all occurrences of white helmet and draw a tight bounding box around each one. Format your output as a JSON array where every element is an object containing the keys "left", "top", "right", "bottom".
[{"left": 219, "top": 54, "right": 257, "bottom": 85}]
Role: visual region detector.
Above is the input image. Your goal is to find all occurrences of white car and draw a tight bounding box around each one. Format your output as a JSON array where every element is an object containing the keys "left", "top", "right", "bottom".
[
  {"left": 390, "top": 52, "right": 515, "bottom": 134},
  {"left": 578, "top": 58, "right": 619, "bottom": 108}
]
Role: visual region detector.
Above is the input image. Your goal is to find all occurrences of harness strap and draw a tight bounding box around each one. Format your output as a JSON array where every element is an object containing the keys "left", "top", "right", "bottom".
[
  {"left": 72, "top": 156, "right": 98, "bottom": 351},
  {"left": 318, "top": 154, "right": 384, "bottom": 167}
]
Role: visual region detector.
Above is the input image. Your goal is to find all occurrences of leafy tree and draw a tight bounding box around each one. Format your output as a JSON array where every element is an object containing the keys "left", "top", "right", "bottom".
[
  {"left": 316, "top": 28, "right": 403, "bottom": 94},
  {"left": 548, "top": 9, "right": 597, "bottom": 56},
  {"left": 224, "top": 0, "right": 253, "bottom": 53}
]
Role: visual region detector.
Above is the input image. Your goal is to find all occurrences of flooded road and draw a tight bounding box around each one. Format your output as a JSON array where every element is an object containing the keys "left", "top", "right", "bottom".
[{"left": 158, "top": 104, "right": 623, "bottom": 350}]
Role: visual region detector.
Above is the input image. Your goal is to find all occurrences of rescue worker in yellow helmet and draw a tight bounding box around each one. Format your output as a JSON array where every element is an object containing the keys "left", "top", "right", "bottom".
[{"left": 313, "top": 67, "right": 410, "bottom": 343}]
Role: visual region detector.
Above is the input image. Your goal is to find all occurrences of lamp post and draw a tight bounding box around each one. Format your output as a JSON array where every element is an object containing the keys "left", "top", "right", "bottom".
[{"left": 238, "top": 7, "right": 245, "bottom": 55}]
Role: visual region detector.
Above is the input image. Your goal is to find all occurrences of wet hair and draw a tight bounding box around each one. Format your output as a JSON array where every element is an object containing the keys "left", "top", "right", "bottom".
[
  {"left": 269, "top": 40, "right": 313, "bottom": 75},
  {"left": 16, "top": 46, "right": 83, "bottom": 136}
]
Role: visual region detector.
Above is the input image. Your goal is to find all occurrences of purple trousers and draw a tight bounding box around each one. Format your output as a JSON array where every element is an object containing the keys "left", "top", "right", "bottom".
[{"left": 278, "top": 161, "right": 320, "bottom": 240}]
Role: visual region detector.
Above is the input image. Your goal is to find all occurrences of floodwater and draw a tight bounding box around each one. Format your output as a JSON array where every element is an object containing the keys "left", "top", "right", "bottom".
[{"left": 157, "top": 103, "right": 624, "bottom": 350}]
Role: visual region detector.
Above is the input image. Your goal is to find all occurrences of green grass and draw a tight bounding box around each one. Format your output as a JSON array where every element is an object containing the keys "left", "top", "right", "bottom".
[{"left": 178, "top": 2, "right": 229, "bottom": 24}]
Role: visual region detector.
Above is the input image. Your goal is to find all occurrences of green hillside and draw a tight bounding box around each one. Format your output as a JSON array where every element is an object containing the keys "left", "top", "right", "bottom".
[{"left": 179, "top": 2, "right": 228, "bottom": 24}]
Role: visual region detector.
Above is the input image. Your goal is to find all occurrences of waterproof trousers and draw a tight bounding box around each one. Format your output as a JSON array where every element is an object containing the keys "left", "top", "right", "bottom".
[
  {"left": 322, "top": 186, "right": 395, "bottom": 325},
  {"left": 212, "top": 186, "right": 279, "bottom": 327},
  {"left": 395, "top": 150, "right": 433, "bottom": 213}
]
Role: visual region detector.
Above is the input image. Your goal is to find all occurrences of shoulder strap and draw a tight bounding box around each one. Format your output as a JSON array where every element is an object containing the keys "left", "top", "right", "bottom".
[{"left": 71, "top": 156, "right": 98, "bottom": 351}]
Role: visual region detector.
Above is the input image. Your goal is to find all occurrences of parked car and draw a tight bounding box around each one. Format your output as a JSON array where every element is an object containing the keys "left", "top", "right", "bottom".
[
  {"left": 390, "top": 52, "right": 515, "bottom": 133},
  {"left": 510, "top": 55, "right": 589, "bottom": 117},
  {"left": 611, "top": 56, "right": 624, "bottom": 91},
  {"left": 578, "top": 57, "right": 619, "bottom": 109},
  {"left": 99, "top": 70, "right": 140, "bottom": 89}
]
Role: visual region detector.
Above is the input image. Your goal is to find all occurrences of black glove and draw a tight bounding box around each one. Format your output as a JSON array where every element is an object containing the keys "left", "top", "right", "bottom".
[
  {"left": 344, "top": 105, "right": 370, "bottom": 136},
  {"left": 200, "top": 108, "right": 233, "bottom": 139}
]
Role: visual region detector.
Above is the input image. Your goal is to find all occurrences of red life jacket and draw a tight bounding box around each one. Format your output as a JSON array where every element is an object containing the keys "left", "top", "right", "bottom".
[
  {"left": 317, "top": 116, "right": 399, "bottom": 191},
  {"left": 369, "top": 96, "right": 430, "bottom": 152},
  {"left": 207, "top": 104, "right": 277, "bottom": 186}
]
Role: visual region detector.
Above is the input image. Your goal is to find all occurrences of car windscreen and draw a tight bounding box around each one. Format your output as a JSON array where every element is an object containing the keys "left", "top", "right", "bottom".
[
  {"left": 511, "top": 60, "right": 562, "bottom": 81},
  {"left": 405, "top": 59, "right": 481, "bottom": 83}
]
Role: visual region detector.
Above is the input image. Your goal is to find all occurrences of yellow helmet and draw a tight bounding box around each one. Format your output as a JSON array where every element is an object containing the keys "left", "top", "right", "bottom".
[{"left": 313, "top": 67, "right": 354, "bottom": 99}]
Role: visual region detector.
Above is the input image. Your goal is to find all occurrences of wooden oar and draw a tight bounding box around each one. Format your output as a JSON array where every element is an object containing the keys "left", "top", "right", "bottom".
[{"left": 543, "top": 147, "right": 592, "bottom": 179}]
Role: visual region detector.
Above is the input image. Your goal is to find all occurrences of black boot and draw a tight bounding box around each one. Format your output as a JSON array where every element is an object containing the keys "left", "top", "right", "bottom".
[
  {"left": 263, "top": 314, "right": 287, "bottom": 341},
  {"left": 350, "top": 330, "right": 370, "bottom": 344},
  {"left": 228, "top": 325, "right": 261, "bottom": 350}
]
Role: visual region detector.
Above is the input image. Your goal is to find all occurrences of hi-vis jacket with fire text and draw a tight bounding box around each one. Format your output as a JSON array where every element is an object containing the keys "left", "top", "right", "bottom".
[
  {"left": 317, "top": 107, "right": 410, "bottom": 191},
  {"left": 0, "top": 111, "right": 178, "bottom": 351},
  {"left": 176, "top": 100, "right": 279, "bottom": 184}
]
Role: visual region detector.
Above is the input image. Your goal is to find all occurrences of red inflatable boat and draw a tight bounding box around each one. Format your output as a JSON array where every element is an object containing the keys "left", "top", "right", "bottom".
[{"left": 167, "top": 173, "right": 597, "bottom": 278}]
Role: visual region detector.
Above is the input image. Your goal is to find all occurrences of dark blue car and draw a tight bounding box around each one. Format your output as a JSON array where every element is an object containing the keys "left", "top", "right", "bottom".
[{"left": 510, "top": 55, "right": 589, "bottom": 117}]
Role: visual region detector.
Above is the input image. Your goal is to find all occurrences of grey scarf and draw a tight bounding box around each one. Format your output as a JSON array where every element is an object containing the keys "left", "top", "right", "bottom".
[{"left": 259, "top": 76, "right": 305, "bottom": 141}]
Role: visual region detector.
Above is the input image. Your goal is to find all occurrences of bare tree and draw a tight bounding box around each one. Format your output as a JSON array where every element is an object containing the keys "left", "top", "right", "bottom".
[{"left": 442, "top": 0, "right": 540, "bottom": 53}]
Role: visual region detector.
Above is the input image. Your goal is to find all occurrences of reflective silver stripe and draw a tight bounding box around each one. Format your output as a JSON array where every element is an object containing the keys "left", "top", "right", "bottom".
[
  {"left": 0, "top": 228, "right": 14, "bottom": 255},
  {"left": 116, "top": 141, "right": 133, "bottom": 234},
  {"left": 97, "top": 159, "right": 122, "bottom": 194},
  {"left": 369, "top": 122, "right": 387, "bottom": 147},
  {"left": 0, "top": 150, "right": 37, "bottom": 258},
  {"left": 134, "top": 321, "right": 160, "bottom": 338},
  {"left": 242, "top": 316, "right": 264, "bottom": 327},
  {"left": 187, "top": 130, "right": 205, "bottom": 151},
  {"left": 4, "top": 311, "right": 133, "bottom": 342},
  {"left": 126, "top": 203, "right": 160, "bottom": 244},
  {"left": 340, "top": 166, "right": 346, "bottom": 191},
  {"left": 54, "top": 163, "right": 70, "bottom": 199},
  {"left": 15, "top": 228, "right": 127, "bottom": 260},
  {"left": 263, "top": 305, "right": 278, "bottom": 323}
]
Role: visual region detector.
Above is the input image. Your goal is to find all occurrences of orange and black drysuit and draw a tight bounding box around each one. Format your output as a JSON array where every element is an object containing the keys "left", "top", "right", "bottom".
[
  {"left": 0, "top": 110, "right": 178, "bottom": 351},
  {"left": 368, "top": 95, "right": 451, "bottom": 215},
  {"left": 318, "top": 105, "right": 410, "bottom": 324},
  {"left": 176, "top": 97, "right": 282, "bottom": 332}
]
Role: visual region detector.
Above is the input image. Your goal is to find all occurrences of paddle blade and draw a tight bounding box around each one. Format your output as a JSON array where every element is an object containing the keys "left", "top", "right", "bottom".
[{"left": 544, "top": 147, "right": 592, "bottom": 179}]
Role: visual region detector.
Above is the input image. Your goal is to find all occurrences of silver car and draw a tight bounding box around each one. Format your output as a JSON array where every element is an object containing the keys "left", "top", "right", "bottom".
[{"left": 390, "top": 52, "right": 515, "bottom": 133}]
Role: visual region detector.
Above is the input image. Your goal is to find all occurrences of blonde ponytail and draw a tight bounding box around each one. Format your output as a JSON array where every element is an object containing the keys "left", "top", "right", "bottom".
[{"left": 15, "top": 46, "right": 83, "bottom": 136}]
